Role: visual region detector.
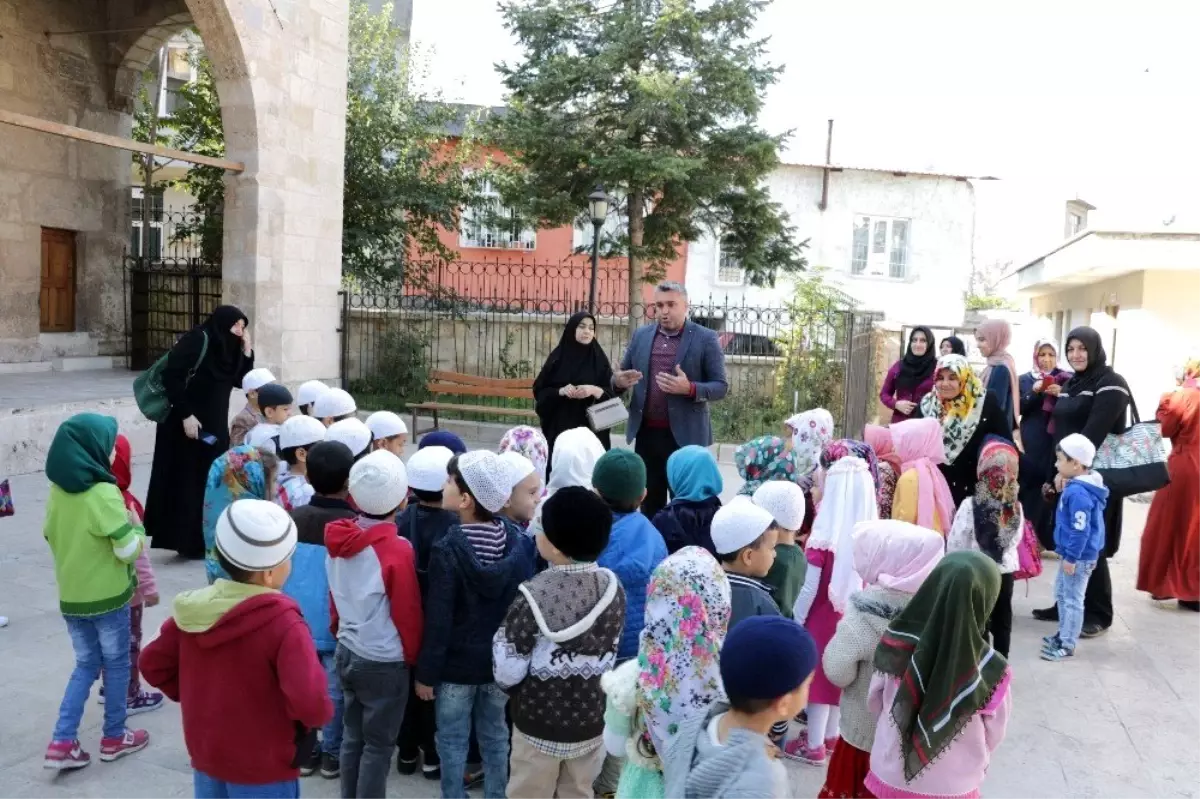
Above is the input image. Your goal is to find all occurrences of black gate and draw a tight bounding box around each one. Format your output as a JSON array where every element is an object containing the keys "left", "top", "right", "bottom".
[{"left": 123, "top": 206, "right": 223, "bottom": 370}]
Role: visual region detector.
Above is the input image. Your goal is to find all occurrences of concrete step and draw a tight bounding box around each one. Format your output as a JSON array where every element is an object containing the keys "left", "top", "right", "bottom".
[
  {"left": 0, "top": 360, "right": 54, "bottom": 375},
  {"left": 51, "top": 355, "right": 114, "bottom": 371},
  {"left": 38, "top": 332, "right": 99, "bottom": 358}
]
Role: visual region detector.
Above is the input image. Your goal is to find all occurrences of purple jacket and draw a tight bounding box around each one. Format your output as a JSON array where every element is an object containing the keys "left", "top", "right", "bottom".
[{"left": 880, "top": 361, "right": 936, "bottom": 424}]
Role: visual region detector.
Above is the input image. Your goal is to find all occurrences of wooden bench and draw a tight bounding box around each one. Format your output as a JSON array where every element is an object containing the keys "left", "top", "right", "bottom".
[{"left": 409, "top": 370, "right": 537, "bottom": 436}]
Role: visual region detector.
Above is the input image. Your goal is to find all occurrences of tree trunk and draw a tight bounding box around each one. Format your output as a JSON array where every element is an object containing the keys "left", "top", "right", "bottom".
[{"left": 626, "top": 189, "right": 644, "bottom": 337}]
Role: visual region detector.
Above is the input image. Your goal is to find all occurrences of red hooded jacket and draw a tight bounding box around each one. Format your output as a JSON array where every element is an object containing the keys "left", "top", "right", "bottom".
[{"left": 139, "top": 586, "right": 332, "bottom": 784}]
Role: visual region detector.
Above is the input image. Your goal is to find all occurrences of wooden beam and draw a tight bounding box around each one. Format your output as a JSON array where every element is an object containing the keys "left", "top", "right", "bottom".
[{"left": 0, "top": 108, "right": 244, "bottom": 173}]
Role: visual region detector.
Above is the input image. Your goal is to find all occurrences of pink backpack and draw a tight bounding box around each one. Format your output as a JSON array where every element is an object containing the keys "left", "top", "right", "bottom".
[{"left": 1014, "top": 518, "right": 1043, "bottom": 581}]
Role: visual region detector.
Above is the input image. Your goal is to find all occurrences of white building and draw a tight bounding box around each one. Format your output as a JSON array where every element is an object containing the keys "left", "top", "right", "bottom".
[{"left": 686, "top": 162, "right": 982, "bottom": 326}]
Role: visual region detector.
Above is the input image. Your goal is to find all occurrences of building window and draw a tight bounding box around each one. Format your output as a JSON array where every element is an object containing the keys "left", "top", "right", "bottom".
[
  {"left": 715, "top": 236, "right": 745, "bottom": 286},
  {"left": 1067, "top": 211, "right": 1084, "bottom": 237},
  {"left": 130, "top": 188, "right": 164, "bottom": 258},
  {"left": 460, "top": 177, "right": 536, "bottom": 250},
  {"left": 851, "top": 215, "right": 911, "bottom": 278}
]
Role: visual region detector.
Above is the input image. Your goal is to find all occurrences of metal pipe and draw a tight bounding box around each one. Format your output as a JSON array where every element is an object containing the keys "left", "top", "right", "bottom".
[
  {"left": 818, "top": 118, "right": 833, "bottom": 211},
  {"left": 588, "top": 221, "right": 602, "bottom": 315}
]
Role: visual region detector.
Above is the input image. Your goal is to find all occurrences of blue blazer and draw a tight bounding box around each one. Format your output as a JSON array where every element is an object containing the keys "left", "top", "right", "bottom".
[{"left": 617, "top": 320, "right": 728, "bottom": 445}]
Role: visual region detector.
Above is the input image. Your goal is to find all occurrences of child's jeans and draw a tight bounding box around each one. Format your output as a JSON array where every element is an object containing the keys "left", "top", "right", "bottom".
[
  {"left": 435, "top": 682, "right": 509, "bottom": 799},
  {"left": 193, "top": 770, "right": 299, "bottom": 798},
  {"left": 54, "top": 605, "right": 131, "bottom": 742},
  {"left": 100, "top": 601, "right": 145, "bottom": 701},
  {"left": 1056, "top": 559, "right": 1098, "bottom": 651},
  {"left": 319, "top": 651, "right": 343, "bottom": 757},
  {"left": 336, "top": 645, "right": 408, "bottom": 798}
]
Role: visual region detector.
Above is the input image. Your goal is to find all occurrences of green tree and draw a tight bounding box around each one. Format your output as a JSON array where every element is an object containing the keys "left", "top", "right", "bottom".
[
  {"left": 492, "top": 0, "right": 807, "bottom": 329},
  {"left": 343, "top": 0, "right": 482, "bottom": 285},
  {"left": 168, "top": 46, "right": 226, "bottom": 263}
]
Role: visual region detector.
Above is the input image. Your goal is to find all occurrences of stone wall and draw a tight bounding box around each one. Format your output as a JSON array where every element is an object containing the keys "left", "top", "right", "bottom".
[{"left": 0, "top": 0, "right": 131, "bottom": 362}]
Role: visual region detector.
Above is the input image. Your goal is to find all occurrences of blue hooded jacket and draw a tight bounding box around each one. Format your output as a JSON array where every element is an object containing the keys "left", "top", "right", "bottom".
[
  {"left": 652, "top": 445, "right": 724, "bottom": 555},
  {"left": 1054, "top": 472, "right": 1109, "bottom": 563},
  {"left": 598, "top": 510, "right": 668, "bottom": 659}
]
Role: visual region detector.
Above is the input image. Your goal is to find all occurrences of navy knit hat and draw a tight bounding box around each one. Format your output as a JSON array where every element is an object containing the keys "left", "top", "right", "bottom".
[
  {"left": 256, "top": 383, "right": 293, "bottom": 409},
  {"left": 420, "top": 430, "right": 467, "bottom": 455},
  {"left": 720, "top": 616, "right": 818, "bottom": 701},
  {"left": 592, "top": 448, "right": 647, "bottom": 506},
  {"left": 542, "top": 486, "right": 612, "bottom": 561}
]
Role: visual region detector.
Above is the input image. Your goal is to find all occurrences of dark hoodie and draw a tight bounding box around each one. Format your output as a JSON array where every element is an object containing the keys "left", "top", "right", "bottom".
[
  {"left": 395, "top": 503, "right": 459, "bottom": 598},
  {"left": 139, "top": 581, "right": 332, "bottom": 784},
  {"left": 416, "top": 523, "right": 533, "bottom": 686}
]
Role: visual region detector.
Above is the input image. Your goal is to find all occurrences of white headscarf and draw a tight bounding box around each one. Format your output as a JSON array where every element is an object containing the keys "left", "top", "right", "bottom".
[
  {"left": 806, "top": 456, "right": 878, "bottom": 614},
  {"left": 785, "top": 408, "right": 835, "bottom": 477},
  {"left": 530, "top": 427, "right": 606, "bottom": 537}
]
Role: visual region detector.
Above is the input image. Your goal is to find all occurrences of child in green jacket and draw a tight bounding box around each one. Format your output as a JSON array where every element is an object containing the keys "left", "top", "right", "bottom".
[{"left": 42, "top": 413, "right": 150, "bottom": 771}]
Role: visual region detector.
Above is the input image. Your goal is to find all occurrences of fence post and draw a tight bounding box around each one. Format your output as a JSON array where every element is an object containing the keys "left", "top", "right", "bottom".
[{"left": 337, "top": 289, "right": 348, "bottom": 387}]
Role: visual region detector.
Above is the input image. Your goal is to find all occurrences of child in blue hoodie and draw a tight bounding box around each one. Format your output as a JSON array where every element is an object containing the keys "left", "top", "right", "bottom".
[
  {"left": 651, "top": 445, "right": 724, "bottom": 556},
  {"left": 593, "top": 449, "right": 668, "bottom": 661},
  {"left": 283, "top": 440, "right": 357, "bottom": 779},
  {"left": 1043, "top": 433, "right": 1109, "bottom": 662}
]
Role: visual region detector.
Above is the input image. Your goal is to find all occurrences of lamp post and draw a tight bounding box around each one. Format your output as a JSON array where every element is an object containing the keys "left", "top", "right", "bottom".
[{"left": 587, "top": 185, "right": 608, "bottom": 314}]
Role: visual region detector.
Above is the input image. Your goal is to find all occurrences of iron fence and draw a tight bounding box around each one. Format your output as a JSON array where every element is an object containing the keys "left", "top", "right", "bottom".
[
  {"left": 123, "top": 206, "right": 222, "bottom": 369},
  {"left": 341, "top": 268, "right": 884, "bottom": 442}
]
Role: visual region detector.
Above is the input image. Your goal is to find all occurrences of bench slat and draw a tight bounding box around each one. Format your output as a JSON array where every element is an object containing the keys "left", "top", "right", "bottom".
[
  {"left": 410, "top": 401, "right": 537, "bottom": 417},
  {"left": 429, "top": 370, "right": 534, "bottom": 389},
  {"left": 426, "top": 384, "right": 534, "bottom": 400}
]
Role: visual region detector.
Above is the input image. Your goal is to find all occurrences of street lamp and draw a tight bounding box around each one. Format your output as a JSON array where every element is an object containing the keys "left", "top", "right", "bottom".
[{"left": 587, "top": 185, "right": 608, "bottom": 314}]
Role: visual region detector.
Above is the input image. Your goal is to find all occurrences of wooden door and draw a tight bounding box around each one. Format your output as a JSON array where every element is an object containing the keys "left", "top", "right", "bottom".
[{"left": 40, "top": 227, "right": 76, "bottom": 332}]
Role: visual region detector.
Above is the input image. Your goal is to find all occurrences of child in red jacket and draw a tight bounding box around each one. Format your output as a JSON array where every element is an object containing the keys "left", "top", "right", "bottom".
[{"left": 140, "top": 498, "right": 332, "bottom": 798}]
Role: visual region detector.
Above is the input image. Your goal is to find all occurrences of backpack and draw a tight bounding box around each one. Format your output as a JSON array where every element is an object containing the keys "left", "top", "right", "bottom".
[
  {"left": 133, "top": 331, "right": 208, "bottom": 423},
  {"left": 1013, "top": 517, "right": 1043, "bottom": 581}
]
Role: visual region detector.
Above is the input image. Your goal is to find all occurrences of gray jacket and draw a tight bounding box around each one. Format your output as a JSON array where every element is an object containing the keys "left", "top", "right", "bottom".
[
  {"left": 663, "top": 703, "right": 787, "bottom": 799},
  {"left": 727, "top": 574, "right": 781, "bottom": 630},
  {"left": 616, "top": 320, "right": 728, "bottom": 445}
]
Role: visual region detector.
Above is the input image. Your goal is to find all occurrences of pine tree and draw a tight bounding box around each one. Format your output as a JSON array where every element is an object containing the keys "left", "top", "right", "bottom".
[{"left": 492, "top": 0, "right": 806, "bottom": 327}]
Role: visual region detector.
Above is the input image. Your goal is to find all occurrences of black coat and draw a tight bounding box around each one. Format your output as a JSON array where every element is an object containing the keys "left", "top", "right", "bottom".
[
  {"left": 932, "top": 391, "right": 1015, "bottom": 507},
  {"left": 143, "top": 319, "right": 253, "bottom": 557},
  {"left": 652, "top": 496, "right": 722, "bottom": 556},
  {"left": 1018, "top": 371, "right": 1067, "bottom": 547},
  {"left": 534, "top": 313, "right": 615, "bottom": 458},
  {"left": 1050, "top": 369, "right": 1130, "bottom": 556}
]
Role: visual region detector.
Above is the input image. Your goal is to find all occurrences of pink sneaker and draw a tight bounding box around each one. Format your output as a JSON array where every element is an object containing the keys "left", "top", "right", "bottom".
[
  {"left": 44, "top": 739, "right": 91, "bottom": 770},
  {"left": 825, "top": 736, "right": 839, "bottom": 752},
  {"left": 99, "top": 728, "right": 149, "bottom": 762},
  {"left": 782, "top": 731, "right": 826, "bottom": 765}
]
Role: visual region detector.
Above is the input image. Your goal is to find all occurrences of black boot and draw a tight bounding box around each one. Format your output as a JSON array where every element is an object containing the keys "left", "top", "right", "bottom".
[
  {"left": 1032, "top": 605, "right": 1059, "bottom": 622},
  {"left": 1180, "top": 600, "right": 1200, "bottom": 612}
]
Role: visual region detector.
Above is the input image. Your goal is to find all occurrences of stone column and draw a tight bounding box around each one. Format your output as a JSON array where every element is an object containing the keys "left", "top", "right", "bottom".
[{"left": 189, "top": 0, "right": 348, "bottom": 384}]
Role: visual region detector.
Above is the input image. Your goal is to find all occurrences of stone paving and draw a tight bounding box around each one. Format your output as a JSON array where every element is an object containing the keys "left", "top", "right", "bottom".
[{"left": 1, "top": 452, "right": 1197, "bottom": 798}]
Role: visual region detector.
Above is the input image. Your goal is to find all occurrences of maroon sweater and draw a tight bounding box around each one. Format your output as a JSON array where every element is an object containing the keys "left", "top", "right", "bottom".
[{"left": 140, "top": 592, "right": 332, "bottom": 784}]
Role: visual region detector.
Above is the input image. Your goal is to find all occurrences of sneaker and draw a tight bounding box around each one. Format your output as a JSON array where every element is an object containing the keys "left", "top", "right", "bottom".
[
  {"left": 794, "top": 708, "right": 807, "bottom": 725},
  {"left": 464, "top": 769, "right": 485, "bottom": 790},
  {"left": 1080, "top": 623, "right": 1109, "bottom": 638},
  {"left": 98, "top": 729, "right": 149, "bottom": 762},
  {"left": 44, "top": 740, "right": 91, "bottom": 771},
  {"left": 126, "top": 691, "right": 165, "bottom": 716},
  {"left": 1042, "top": 633, "right": 1062, "bottom": 650},
  {"left": 421, "top": 747, "right": 441, "bottom": 780},
  {"left": 1032, "top": 606, "right": 1059, "bottom": 622},
  {"left": 1041, "top": 645, "right": 1075, "bottom": 662},
  {"left": 300, "top": 746, "right": 321, "bottom": 777},
  {"left": 320, "top": 752, "right": 340, "bottom": 779},
  {"left": 0, "top": 615, "right": 8, "bottom": 627},
  {"left": 824, "top": 736, "right": 838, "bottom": 753},
  {"left": 782, "top": 732, "right": 826, "bottom": 765},
  {"left": 396, "top": 756, "right": 418, "bottom": 776}
]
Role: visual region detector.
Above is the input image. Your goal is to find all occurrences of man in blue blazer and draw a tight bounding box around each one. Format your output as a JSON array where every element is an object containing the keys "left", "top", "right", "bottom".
[{"left": 613, "top": 281, "right": 728, "bottom": 516}]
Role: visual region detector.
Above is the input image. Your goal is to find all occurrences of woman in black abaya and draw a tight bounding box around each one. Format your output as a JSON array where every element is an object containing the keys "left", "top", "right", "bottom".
[
  {"left": 143, "top": 305, "right": 254, "bottom": 557},
  {"left": 533, "top": 311, "right": 614, "bottom": 463}
]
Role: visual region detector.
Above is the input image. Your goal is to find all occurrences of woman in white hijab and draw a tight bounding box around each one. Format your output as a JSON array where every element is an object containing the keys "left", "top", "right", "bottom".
[
  {"left": 528, "top": 427, "right": 606, "bottom": 537},
  {"left": 787, "top": 456, "right": 878, "bottom": 764}
]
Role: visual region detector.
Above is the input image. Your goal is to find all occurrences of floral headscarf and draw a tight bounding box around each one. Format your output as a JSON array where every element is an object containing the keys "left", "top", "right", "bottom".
[
  {"left": 1177, "top": 355, "right": 1200, "bottom": 389},
  {"left": 819, "top": 438, "right": 881, "bottom": 492},
  {"left": 972, "top": 435, "right": 1021, "bottom": 562},
  {"left": 919, "top": 354, "right": 986, "bottom": 465},
  {"left": 203, "top": 446, "right": 274, "bottom": 585},
  {"left": 735, "top": 435, "right": 803, "bottom": 495},
  {"left": 785, "top": 408, "right": 835, "bottom": 477},
  {"left": 636, "top": 546, "right": 732, "bottom": 756},
  {"left": 498, "top": 425, "right": 549, "bottom": 484}
]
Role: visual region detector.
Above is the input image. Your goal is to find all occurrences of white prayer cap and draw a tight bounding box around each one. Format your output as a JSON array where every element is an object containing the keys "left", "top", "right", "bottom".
[
  {"left": 326, "top": 418, "right": 372, "bottom": 458},
  {"left": 710, "top": 496, "right": 775, "bottom": 555},
  {"left": 499, "top": 451, "right": 536, "bottom": 489},
  {"left": 407, "top": 446, "right": 454, "bottom": 493},
  {"left": 297, "top": 380, "right": 330, "bottom": 408},
  {"left": 753, "top": 481, "right": 807, "bottom": 532},
  {"left": 242, "top": 368, "right": 276, "bottom": 392},
  {"left": 216, "top": 499, "right": 297, "bottom": 572},
  {"left": 349, "top": 450, "right": 409, "bottom": 516},
  {"left": 366, "top": 411, "right": 408, "bottom": 441},
  {"left": 313, "top": 388, "right": 357, "bottom": 420},
  {"left": 278, "top": 415, "right": 327, "bottom": 451},
  {"left": 457, "top": 450, "right": 512, "bottom": 514}
]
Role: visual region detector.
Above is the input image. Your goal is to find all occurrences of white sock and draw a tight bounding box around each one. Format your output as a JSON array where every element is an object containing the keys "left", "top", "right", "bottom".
[
  {"left": 806, "top": 703, "right": 830, "bottom": 745},
  {"left": 825, "top": 706, "right": 841, "bottom": 741}
]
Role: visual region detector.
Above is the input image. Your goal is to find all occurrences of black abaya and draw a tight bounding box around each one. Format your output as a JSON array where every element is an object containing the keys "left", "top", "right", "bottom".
[
  {"left": 143, "top": 307, "right": 252, "bottom": 557},
  {"left": 533, "top": 312, "right": 614, "bottom": 459}
]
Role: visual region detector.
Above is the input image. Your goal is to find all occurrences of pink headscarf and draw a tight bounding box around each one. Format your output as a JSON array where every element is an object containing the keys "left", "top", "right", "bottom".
[
  {"left": 977, "top": 318, "right": 1020, "bottom": 423},
  {"left": 851, "top": 519, "right": 944, "bottom": 595},
  {"left": 889, "top": 418, "right": 956, "bottom": 532},
  {"left": 864, "top": 424, "right": 900, "bottom": 470}
]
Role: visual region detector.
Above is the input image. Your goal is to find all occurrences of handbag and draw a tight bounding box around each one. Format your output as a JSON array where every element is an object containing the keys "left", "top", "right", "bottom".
[
  {"left": 0, "top": 479, "right": 13, "bottom": 518},
  {"left": 586, "top": 397, "right": 629, "bottom": 432},
  {"left": 1013, "top": 518, "right": 1042, "bottom": 581},
  {"left": 133, "top": 331, "right": 208, "bottom": 423},
  {"left": 1093, "top": 395, "right": 1170, "bottom": 497}
]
